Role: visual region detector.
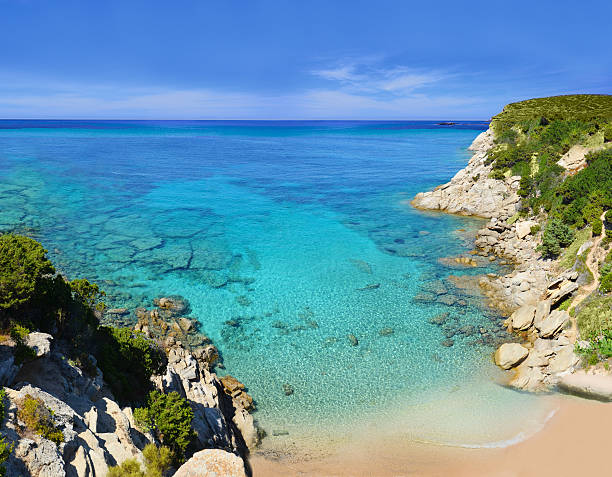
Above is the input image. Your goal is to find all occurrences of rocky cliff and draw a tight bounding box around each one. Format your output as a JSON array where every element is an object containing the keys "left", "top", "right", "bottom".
[
  {"left": 0, "top": 298, "right": 256, "bottom": 477},
  {"left": 411, "top": 118, "right": 611, "bottom": 396},
  {"left": 411, "top": 129, "right": 521, "bottom": 218}
]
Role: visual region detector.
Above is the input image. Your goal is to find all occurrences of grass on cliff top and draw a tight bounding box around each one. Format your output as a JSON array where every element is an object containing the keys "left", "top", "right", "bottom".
[
  {"left": 577, "top": 296, "right": 612, "bottom": 339},
  {"left": 557, "top": 227, "right": 592, "bottom": 271},
  {"left": 492, "top": 94, "right": 612, "bottom": 127}
]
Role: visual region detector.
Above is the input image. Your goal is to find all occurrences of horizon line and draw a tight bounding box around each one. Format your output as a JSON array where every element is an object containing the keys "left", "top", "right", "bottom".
[{"left": 0, "top": 117, "right": 492, "bottom": 122}]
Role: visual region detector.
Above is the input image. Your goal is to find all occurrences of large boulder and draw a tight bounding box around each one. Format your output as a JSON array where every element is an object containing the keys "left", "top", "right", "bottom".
[
  {"left": 494, "top": 343, "right": 529, "bottom": 369},
  {"left": 25, "top": 332, "right": 53, "bottom": 358},
  {"left": 174, "top": 449, "right": 247, "bottom": 477},
  {"left": 515, "top": 221, "right": 537, "bottom": 239},
  {"left": 511, "top": 304, "right": 536, "bottom": 330},
  {"left": 534, "top": 300, "right": 551, "bottom": 330},
  {"left": 538, "top": 310, "right": 570, "bottom": 338},
  {"left": 558, "top": 371, "right": 612, "bottom": 401}
]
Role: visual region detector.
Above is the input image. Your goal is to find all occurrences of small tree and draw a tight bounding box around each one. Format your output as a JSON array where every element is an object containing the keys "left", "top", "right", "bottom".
[
  {"left": 134, "top": 391, "right": 195, "bottom": 461},
  {"left": 538, "top": 219, "right": 575, "bottom": 258},
  {"left": 0, "top": 235, "right": 55, "bottom": 311}
]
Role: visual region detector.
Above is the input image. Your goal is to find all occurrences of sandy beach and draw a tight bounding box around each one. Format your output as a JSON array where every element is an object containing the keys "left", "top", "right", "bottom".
[{"left": 250, "top": 394, "right": 611, "bottom": 476}]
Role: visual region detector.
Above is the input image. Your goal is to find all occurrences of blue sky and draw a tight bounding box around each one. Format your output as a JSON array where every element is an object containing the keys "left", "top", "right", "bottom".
[{"left": 0, "top": 0, "right": 610, "bottom": 119}]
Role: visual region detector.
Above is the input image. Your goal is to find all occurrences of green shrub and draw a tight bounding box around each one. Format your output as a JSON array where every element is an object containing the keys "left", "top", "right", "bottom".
[
  {"left": 530, "top": 224, "right": 541, "bottom": 234},
  {"left": 0, "top": 235, "right": 54, "bottom": 311},
  {"left": 10, "top": 325, "right": 36, "bottom": 365},
  {"left": 107, "top": 444, "right": 172, "bottom": 477},
  {"left": 601, "top": 274, "right": 612, "bottom": 294},
  {"left": 17, "top": 395, "right": 64, "bottom": 445},
  {"left": 134, "top": 391, "right": 195, "bottom": 461},
  {"left": 95, "top": 327, "right": 165, "bottom": 405},
  {"left": 69, "top": 279, "right": 106, "bottom": 311},
  {"left": 538, "top": 219, "right": 575, "bottom": 258}
]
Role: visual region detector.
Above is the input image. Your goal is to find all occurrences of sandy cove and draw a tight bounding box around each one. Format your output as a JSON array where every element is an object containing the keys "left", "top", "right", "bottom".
[
  {"left": 250, "top": 394, "right": 611, "bottom": 477},
  {"left": 250, "top": 128, "right": 612, "bottom": 476}
]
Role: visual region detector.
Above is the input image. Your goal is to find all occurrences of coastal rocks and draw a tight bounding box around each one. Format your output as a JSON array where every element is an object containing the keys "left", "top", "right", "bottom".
[
  {"left": 494, "top": 343, "right": 528, "bottom": 369},
  {"left": 174, "top": 449, "right": 247, "bottom": 477},
  {"left": 159, "top": 344, "right": 258, "bottom": 452},
  {"left": 509, "top": 304, "right": 536, "bottom": 331},
  {"left": 546, "top": 281, "right": 579, "bottom": 306},
  {"left": 515, "top": 220, "right": 537, "bottom": 240},
  {"left": 558, "top": 371, "right": 612, "bottom": 401},
  {"left": 537, "top": 310, "right": 570, "bottom": 338},
  {"left": 25, "top": 333, "right": 53, "bottom": 358},
  {"left": 411, "top": 129, "right": 522, "bottom": 218}
]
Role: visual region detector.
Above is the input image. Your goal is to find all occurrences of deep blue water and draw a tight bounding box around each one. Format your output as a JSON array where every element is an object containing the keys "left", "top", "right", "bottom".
[{"left": 0, "top": 120, "right": 553, "bottom": 448}]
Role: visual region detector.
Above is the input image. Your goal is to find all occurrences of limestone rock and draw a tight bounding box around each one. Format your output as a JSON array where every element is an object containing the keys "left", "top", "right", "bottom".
[
  {"left": 558, "top": 371, "right": 612, "bottom": 401},
  {"left": 174, "top": 449, "right": 247, "bottom": 477},
  {"left": 25, "top": 332, "right": 53, "bottom": 358},
  {"left": 534, "top": 300, "right": 551, "bottom": 330},
  {"left": 515, "top": 220, "right": 537, "bottom": 239},
  {"left": 547, "top": 346, "right": 579, "bottom": 374},
  {"left": 494, "top": 343, "right": 529, "bottom": 369},
  {"left": 557, "top": 144, "right": 590, "bottom": 172},
  {"left": 510, "top": 304, "right": 536, "bottom": 331},
  {"left": 538, "top": 310, "right": 570, "bottom": 338}
]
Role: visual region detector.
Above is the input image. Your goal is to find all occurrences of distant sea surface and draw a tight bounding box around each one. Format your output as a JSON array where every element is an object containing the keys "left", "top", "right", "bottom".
[{"left": 0, "top": 120, "right": 554, "bottom": 450}]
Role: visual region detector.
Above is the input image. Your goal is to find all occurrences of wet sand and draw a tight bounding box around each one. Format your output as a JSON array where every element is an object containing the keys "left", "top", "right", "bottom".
[{"left": 250, "top": 394, "right": 610, "bottom": 476}]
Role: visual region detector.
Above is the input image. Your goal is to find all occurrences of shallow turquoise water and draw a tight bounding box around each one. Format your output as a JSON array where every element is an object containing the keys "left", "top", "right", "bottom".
[{"left": 0, "top": 120, "right": 553, "bottom": 447}]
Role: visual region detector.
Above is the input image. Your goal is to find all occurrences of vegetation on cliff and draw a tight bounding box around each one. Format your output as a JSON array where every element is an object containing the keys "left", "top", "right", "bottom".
[
  {"left": 486, "top": 95, "right": 612, "bottom": 258},
  {"left": 0, "top": 233, "right": 200, "bottom": 467},
  {"left": 134, "top": 390, "right": 195, "bottom": 461}
]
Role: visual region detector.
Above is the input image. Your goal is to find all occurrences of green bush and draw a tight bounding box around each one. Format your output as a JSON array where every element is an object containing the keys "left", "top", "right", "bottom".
[
  {"left": 0, "top": 388, "right": 10, "bottom": 477},
  {"left": 106, "top": 444, "right": 171, "bottom": 477},
  {"left": 17, "top": 394, "right": 64, "bottom": 445},
  {"left": 601, "top": 274, "right": 612, "bottom": 294},
  {"left": 95, "top": 327, "right": 165, "bottom": 405},
  {"left": 69, "top": 279, "right": 106, "bottom": 311},
  {"left": 0, "top": 235, "right": 54, "bottom": 311},
  {"left": 134, "top": 391, "right": 195, "bottom": 461},
  {"left": 538, "top": 219, "right": 575, "bottom": 258},
  {"left": 10, "top": 325, "right": 36, "bottom": 365}
]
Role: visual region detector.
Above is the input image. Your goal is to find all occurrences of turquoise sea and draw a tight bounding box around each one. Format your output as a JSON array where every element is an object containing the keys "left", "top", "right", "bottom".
[{"left": 0, "top": 120, "right": 555, "bottom": 450}]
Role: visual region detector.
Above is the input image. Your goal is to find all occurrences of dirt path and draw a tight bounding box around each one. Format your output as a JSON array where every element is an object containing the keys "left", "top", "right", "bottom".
[{"left": 571, "top": 211, "right": 607, "bottom": 310}]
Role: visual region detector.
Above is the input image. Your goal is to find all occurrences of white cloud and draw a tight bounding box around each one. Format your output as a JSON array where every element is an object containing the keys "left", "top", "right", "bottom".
[{"left": 311, "top": 61, "right": 448, "bottom": 96}]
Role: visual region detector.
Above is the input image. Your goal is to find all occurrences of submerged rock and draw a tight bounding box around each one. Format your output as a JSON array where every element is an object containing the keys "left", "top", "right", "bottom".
[
  {"left": 378, "top": 327, "right": 394, "bottom": 336},
  {"left": 347, "top": 334, "right": 359, "bottom": 346},
  {"left": 282, "top": 383, "right": 294, "bottom": 396}
]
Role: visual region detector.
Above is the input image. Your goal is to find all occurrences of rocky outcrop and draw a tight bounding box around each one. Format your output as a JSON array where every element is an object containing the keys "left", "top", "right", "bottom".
[
  {"left": 558, "top": 371, "right": 612, "bottom": 401},
  {"left": 2, "top": 352, "right": 145, "bottom": 477},
  {"left": 0, "top": 310, "right": 256, "bottom": 477},
  {"left": 174, "top": 449, "right": 247, "bottom": 477},
  {"left": 494, "top": 343, "right": 528, "bottom": 369},
  {"left": 154, "top": 344, "right": 258, "bottom": 454},
  {"left": 411, "top": 130, "right": 521, "bottom": 218}
]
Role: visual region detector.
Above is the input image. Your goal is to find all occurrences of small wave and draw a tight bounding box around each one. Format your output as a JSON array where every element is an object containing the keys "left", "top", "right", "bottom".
[
  {"left": 110, "top": 171, "right": 155, "bottom": 177},
  {"left": 415, "top": 406, "right": 559, "bottom": 450}
]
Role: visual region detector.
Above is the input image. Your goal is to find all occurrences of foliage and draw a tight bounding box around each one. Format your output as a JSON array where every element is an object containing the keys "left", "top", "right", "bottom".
[
  {"left": 576, "top": 296, "right": 612, "bottom": 339},
  {"left": 95, "top": 327, "right": 165, "bottom": 405},
  {"left": 69, "top": 278, "right": 106, "bottom": 311},
  {"left": 537, "top": 219, "right": 575, "bottom": 258},
  {"left": 491, "top": 95, "right": 612, "bottom": 133},
  {"left": 106, "top": 444, "right": 172, "bottom": 477},
  {"left": 10, "top": 325, "right": 36, "bottom": 365},
  {"left": 0, "top": 235, "right": 55, "bottom": 311},
  {"left": 601, "top": 274, "right": 612, "bottom": 294},
  {"left": 134, "top": 391, "right": 195, "bottom": 460},
  {"left": 17, "top": 395, "right": 64, "bottom": 445},
  {"left": 0, "top": 388, "right": 10, "bottom": 477},
  {"left": 557, "top": 227, "right": 591, "bottom": 270}
]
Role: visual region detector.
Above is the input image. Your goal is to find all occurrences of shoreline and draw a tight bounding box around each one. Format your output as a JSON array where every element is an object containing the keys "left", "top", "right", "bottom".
[
  {"left": 250, "top": 394, "right": 612, "bottom": 476},
  {"left": 252, "top": 125, "right": 609, "bottom": 475}
]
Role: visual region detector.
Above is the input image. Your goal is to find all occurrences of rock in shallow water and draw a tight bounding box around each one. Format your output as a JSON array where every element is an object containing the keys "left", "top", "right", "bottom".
[{"left": 494, "top": 343, "right": 528, "bottom": 369}]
